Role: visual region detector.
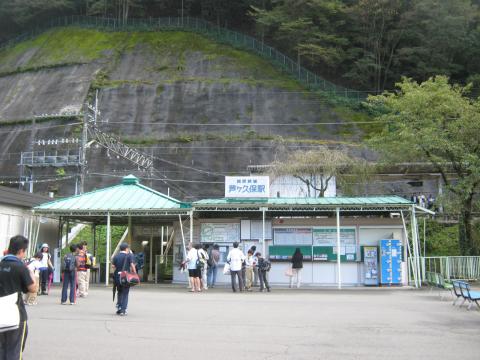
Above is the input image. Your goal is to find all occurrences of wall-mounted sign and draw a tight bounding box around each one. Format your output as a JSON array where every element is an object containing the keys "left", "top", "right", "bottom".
[
  {"left": 225, "top": 176, "right": 269, "bottom": 198},
  {"left": 200, "top": 223, "right": 240, "bottom": 243}
]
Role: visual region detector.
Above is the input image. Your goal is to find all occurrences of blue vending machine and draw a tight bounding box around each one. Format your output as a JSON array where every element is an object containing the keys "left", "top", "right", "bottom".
[{"left": 379, "top": 239, "right": 402, "bottom": 286}]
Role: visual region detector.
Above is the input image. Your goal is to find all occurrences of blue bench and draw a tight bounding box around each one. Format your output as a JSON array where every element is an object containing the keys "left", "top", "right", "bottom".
[{"left": 452, "top": 280, "right": 480, "bottom": 310}]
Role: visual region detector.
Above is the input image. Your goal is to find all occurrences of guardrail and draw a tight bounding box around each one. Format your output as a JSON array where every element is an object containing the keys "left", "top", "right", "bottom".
[
  {"left": 421, "top": 256, "right": 480, "bottom": 281},
  {"left": 0, "top": 15, "right": 369, "bottom": 102}
]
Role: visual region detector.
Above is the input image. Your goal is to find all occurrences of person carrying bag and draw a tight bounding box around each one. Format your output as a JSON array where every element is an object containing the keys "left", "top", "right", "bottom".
[{"left": 112, "top": 243, "right": 137, "bottom": 316}]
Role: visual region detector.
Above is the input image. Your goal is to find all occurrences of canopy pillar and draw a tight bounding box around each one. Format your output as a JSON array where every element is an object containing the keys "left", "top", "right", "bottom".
[
  {"left": 336, "top": 207, "right": 342, "bottom": 290},
  {"left": 262, "top": 207, "right": 266, "bottom": 257},
  {"left": 106, "top": 213, "right": 111, "bottom": 286}
]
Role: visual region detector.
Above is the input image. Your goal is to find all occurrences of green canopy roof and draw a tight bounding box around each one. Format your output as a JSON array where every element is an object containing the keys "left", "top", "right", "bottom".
[
  {"left": 34, "top": 175, "right": 190, "bottom": 216},
  {"left": 194, "top": 196, "right": 411, "bottom": 206},
  {"left": 193, "top": 195, "right": 421, "bottom": 215}
]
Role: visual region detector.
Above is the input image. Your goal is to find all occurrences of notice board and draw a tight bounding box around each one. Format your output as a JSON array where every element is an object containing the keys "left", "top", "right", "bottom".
[
  {"left": 200, "top": 223, "right": 240, "bottom": 243},
  {"left": 273, "top": 228, "right": 312, "bottom": 245},
  {"left": 312, "top": 227, "right": 356, "bottom": 246},
  {"left": 268, "top": 245, "right": 312, "bottom": 261}
]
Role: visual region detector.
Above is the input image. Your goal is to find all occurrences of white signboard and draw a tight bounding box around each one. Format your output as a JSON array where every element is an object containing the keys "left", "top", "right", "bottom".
[
  {"left": 312, "top": 227, "right": 356, "bottom": 246},
  {"left": 200, "top": 223, "right": 240, "bottom": 243},
  {"left": 225, "top": 176, "right": 269, "bottom": 198}
]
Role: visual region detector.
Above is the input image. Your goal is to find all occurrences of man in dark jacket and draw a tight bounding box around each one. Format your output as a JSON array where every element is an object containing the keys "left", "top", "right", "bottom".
[{"left": 0, "top": 235, "right": 37, "bottom": 359}]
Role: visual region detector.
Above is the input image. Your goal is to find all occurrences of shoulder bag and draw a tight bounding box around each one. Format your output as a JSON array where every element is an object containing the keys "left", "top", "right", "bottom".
[
  {"left": 0, "top": 292, "right": 20, "bottom": 333},
  {"left": 119, "top": 254, "right": 140, "bottom": 287}
]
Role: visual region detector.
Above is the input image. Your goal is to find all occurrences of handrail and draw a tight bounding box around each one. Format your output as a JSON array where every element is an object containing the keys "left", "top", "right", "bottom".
[{"left": 0, "top": 15, "right": 368, "bottom": 102}]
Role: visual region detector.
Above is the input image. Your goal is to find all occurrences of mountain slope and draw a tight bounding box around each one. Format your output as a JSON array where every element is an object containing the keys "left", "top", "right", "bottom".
[{"left": 0, "top": 28, "right": 374, "bottom": 199}]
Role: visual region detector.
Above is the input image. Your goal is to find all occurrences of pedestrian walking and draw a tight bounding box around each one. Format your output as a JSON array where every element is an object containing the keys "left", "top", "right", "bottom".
[
  {"left": 38, "top": 243, "right": 53, "bottom": 295},
  {"left": 186, "top": 244, "right": 202, "bottom": 292},
  {"left": 207, "top": 244, "right": 220, "bottom": 288},
  {"left": 227, "top": 242, "right": 245, "bottom": 292},
  {"left": 290, "top": 248, "right": 303, "bottom": 288},
  {"left": 0, "top": 235, "right": 37, "bottom": 359},
  {"left": 112, "top": 243, "right": 136, "bottom": 316},
  {"left": 256, "top": 252, "right": 271, "bottom": 292},
  {"left": 61, "top": 244, "right": 78, "bottom": 305},
  {"left": 25, "top": 252, "right": 42, "bottom": 306},
  {"left": 199, "top": 244, "right": 209, "bottom": 290},
  {"left": 76, "top": 243, "right": 88, "bottom": 298},
  {"left": 244, "top": 250, "right": 254, "bottom": 291}
]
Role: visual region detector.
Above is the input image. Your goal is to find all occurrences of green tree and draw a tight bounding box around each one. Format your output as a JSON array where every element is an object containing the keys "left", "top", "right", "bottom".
[
  {"left": 344, "top": 0, "right": 407, "bottom": 92},
  {"left": 396, "top": 0, "right": 476, "bottom": 82},
  {"left": 267, "top": 147, "right": 370, "bottom": 197},
  {"left": 368, "top": 76, "right": 480, "bottom": 255},
  {"left": 250, "top": 0, "right": 350, "bottom": 71}
]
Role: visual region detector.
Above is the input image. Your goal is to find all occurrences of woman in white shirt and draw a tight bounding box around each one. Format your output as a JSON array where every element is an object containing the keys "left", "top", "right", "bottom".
[
  {"left": 186, "top": 244, "right": 202, "bottom": 292},
  {"left": 39, "top": 244, "right": 53, "bottom": 295},
  {"left": 226, "top": 242, "right": 246, "bottom": 292}
]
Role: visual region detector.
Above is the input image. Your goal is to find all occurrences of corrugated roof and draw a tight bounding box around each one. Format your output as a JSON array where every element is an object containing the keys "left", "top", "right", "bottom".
[
  {"left": 194, "top": 196, "right": 412, "bottom": 207},
  {"left": 0, "top": 185, "right": 51, "bottom": 208},
  {"left": 34, "top": 175, "right": 190, "bottom": 214}
]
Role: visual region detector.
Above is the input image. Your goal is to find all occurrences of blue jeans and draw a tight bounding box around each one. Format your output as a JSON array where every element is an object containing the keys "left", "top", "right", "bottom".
[
  {"left": 61, "top": 271, "right": 76, "bottom": 303},
  {"left": 117, "top": 285, "right": 130, "bottom": 313},
  {"left": 207, "top": 265, "right": 217, "bottom": 287}
]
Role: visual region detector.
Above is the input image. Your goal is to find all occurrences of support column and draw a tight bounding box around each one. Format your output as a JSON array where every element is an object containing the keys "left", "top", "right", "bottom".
[
  {"left": 106, "top": 213, "right": 111, "bottom": 286},
  {"left": 93, "top": 224, "right": 97, "bottom": 258},
  {"left": 149, "top": 232, "right": 153, "bottom": 282},
  {"left": 179, "top": 215, "right": 187, "bottom": 257},
  {"left": 262, "top": 207, "right": 266, "bottom": 257},
  {"left": 336, "top": 207, "right": 342, "bottom": 289},
  {"left": 401, "top": 211, "right": 417, "bottom": 287},
  {"left": 127, "top": 216, "right": 132, "bottom": 246},
  {"left": 189, "top": 209, "right": 194, "bottom": 244},
  {"left": 410, "top": 206, "right": 421, "bottom": 288}
]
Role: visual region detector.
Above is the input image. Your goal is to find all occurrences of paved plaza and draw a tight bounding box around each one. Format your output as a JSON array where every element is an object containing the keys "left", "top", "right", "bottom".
[{"left": 23, "top": 285, "right": 479, "bottom": 360}]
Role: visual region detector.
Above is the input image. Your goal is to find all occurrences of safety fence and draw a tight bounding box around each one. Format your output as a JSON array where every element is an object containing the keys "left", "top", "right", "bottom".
[
  {"left": 421, "top": 256, "right": 480, "bottom": 281},
  {"left": 0, "top": 15, "right": 369, "bottom": 102}
]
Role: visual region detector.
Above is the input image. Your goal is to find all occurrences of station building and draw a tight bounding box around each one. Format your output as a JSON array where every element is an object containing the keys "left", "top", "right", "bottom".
[{"left": 33, "top": 175, "right": 429, "bottom": 288}]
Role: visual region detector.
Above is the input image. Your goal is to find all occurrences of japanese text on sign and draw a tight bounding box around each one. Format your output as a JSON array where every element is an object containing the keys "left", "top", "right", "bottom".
[{"left": 225, "top": 176, "right": 269, "bottom": 198}]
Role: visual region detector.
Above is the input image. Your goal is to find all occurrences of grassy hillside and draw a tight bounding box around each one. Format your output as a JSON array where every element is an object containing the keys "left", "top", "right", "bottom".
[{"left": 0, "top": 28, "right": 303, "bottom": 91}]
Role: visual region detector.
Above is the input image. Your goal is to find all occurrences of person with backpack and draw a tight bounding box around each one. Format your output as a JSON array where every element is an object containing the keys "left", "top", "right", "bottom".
[
  {"left": 255, "top": 252, "right": 271, "bottom": 292},
  {"left": 0, "top": 235, "right": 37, "bottom": 359},
  {"left": 61, "top": 244, "right": 78, "bottom": 305},
  {"left": 227, "top": 242, "right": 246, "bottom": 292},
  {"left": 207, "top": 244, "right": 220, "bottom": 288},
  {"left": 290, "top": 248, "right": 304, "bottom": 289},
  {"left": 186, "top": 243, "right": 201, "bottom": 292}
]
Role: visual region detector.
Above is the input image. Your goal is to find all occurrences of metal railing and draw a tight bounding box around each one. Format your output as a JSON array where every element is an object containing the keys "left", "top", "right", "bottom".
[
  {"left": 421, "top": 256, "right": 480, "bottom": 281},
  {"left": 0, "top": 15, "right": 368, "bottom": 102},
  {"left": 20, "top": 150, "right": 80, "bottom": 167}
]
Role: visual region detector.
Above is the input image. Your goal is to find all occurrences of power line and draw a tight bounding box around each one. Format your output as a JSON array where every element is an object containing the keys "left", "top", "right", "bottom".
[
  {"left": 88, "top": 173, "right": 223, "bottom": 184},
  {"left": 0, "top": 122, "right": 82, "bottom": 134},
  {"left": 104, "top": 120, "right": 386, "bottom": 126}
]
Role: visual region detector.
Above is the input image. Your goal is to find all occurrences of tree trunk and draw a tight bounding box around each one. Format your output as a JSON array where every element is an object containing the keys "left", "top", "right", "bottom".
[{"left": 459, "top": 195, "right": 477, "bottom": 255}]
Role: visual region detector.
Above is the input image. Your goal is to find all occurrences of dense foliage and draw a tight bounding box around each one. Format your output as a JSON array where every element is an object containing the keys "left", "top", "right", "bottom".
[
  {"left": 368, "top": 76, "right": 480, "bottom": 255},
  {"left": 1, "top": 0, "right": 480, "bottom": 92}
]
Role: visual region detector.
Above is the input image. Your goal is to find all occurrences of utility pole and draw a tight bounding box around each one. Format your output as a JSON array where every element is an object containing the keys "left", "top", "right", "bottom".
[
  {"left": 29, "top": 117, "right": 36, "bottom": 193},
  {"left": 80, "top": 103, "right": 88, "bottom": 194}
]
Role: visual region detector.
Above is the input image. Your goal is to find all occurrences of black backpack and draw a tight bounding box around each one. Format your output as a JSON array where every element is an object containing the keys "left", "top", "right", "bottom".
[{"left": 63, "top": 253, "right": 76, "bottom": 272}]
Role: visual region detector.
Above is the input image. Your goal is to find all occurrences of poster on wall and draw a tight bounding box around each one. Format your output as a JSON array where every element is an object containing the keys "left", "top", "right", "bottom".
[
  {"left": 312, "top": 228, "right": 356, "bottom": 246},
  {"left": 273, "top": 228, "right": 312, "bottom": 245},
  {"left": 200, "top": 223, "right": 240, "bottom": 243}
]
